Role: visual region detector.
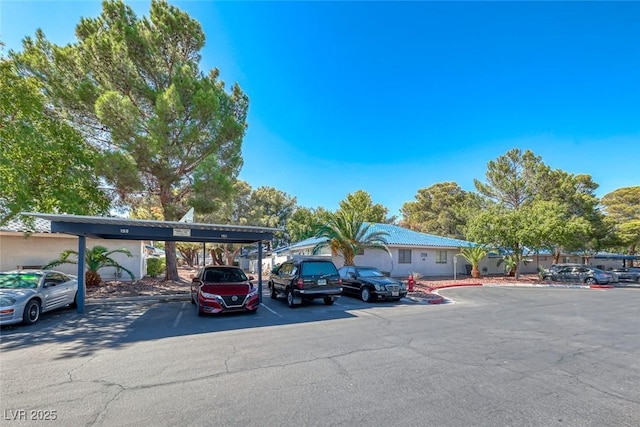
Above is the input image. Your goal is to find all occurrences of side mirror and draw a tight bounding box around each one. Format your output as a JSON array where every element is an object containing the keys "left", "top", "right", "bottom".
[
  {"left": 44, "top": 282, "right": 56, "bottom": 288},
  {"left": 349, "top": 272, "right": 357, "bottom": 278},
  {"left": 248, "top": 275, "right": 256, "bottom": 281}
]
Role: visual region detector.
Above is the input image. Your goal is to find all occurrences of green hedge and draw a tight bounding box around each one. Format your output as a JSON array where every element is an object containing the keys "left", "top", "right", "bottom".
[{"left": 147, "top": 257, "right": 166, "bottom": 277}]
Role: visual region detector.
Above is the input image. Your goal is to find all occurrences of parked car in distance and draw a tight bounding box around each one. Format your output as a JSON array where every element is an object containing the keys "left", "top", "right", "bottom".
[
  {"left": 269, "top": 256, "right": 342, "bottom": 308},
  {"left": 190, "top": 266, "right": 259, "bottom": 315},
  {"left": 542, "top": 266, "right": 615, "bottom": 285},
  {"left": 610, "top": 267, "right": 640, "bottom": 283},
  {"left": 543, "top": 263, "right": 583, "bottom": 275},
  {"left": 338, "top": 266, "right": 407, "bottom": 302},
  {"left": 0, "top": 270, "right": 78, "bottom": 326}
]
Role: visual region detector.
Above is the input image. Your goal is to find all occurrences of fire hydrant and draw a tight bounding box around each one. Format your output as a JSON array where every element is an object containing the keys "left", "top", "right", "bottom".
[{"left": 407, "top": 275, "right": 415, "bottom": 292}]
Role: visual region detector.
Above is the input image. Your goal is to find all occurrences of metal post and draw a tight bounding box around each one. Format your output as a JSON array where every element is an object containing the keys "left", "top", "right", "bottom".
[
  {"left": 77, "top": 236, "right": 85, "bottom": 314},
  {"left": 454, "top": 255, "right": 457, "bottom": 281},
  {"left": 257, "top": 241, "right": 263, "bottom": 303}
]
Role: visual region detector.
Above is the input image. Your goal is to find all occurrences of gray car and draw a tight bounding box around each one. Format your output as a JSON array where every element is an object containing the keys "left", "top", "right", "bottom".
[
  {"left": 0, "top": 270, "right": 78, "bottom": 326},
  {"left": 542, "top": 266, "right": 614, "bottom": 285},
  {"left": 610, "top": 267, "right": 640, "bottom": 283}
]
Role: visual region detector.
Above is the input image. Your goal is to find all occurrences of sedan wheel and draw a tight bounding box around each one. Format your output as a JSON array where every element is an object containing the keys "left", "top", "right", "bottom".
[
  {"left": 23, "top": 299, "right": 41, "bottom": 325},
  {"left": 270, "top": 284, "right": 277, "bottom": 299},
  {"left": 585, "top": 278, "right": 596, "bottom": 285},
  {"left": 361, "top": 287, "right": 372, "bottom": 303},
  {"left": 286, "top": 288, "right": 296, "bottom": 308}
]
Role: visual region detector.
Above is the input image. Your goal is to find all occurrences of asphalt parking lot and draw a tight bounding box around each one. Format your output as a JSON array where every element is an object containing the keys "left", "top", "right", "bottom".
[
  {"left": 1, "top": 286, "right": 639, "bottom": 426},
  {"left": 0, "top": 289, "right": 442, "bottom": 347}
]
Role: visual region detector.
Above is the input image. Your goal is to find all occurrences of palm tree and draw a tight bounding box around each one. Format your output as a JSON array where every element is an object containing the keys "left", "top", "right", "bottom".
[
  {"left": 313, "top": 211, "right": 390, "bottom": 266},
  {"left": 458, "top": 245, "right": 488, "bottom": 279},
  {"left": 497, "top": 254, "right": 518, "bottom": 277},
  {"left": 43, "top": 245, "right": 135, "bottom": 287}
]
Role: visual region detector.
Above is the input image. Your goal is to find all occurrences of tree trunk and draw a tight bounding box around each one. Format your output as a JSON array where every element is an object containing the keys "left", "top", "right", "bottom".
[
  {"left": 164, "top": 241, "right": 179, "bottom": 281},
  {"left": 471, "top": 266, "right": 480, "bottom": 279},
  {"left": 513, "top": 243, "right": 520, "bottom": 280},
  {"left": 86, "top": 270, "right": 102, "bottom": 287},
  {"left": 224, "top": 245, "right": 242, "bottom": 266},
  {"left": 210, "top": 248, "right": 224, "bottom": 265}
]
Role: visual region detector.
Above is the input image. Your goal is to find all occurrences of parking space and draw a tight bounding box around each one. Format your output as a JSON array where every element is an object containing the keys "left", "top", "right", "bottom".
[
  {"left": 0, "top": 289, "right": 440, "bottom": 354},
  {"left": 2, "top": 287, "right": 639, "bottom": 427}
]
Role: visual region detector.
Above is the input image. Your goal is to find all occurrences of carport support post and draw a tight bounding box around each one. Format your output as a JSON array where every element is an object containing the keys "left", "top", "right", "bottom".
[
  {"left": 77, "top": 236, "right": 86, "bottom": 314},
  {"left": 258, "top": 241, "right": 263, "bottom": 303}
]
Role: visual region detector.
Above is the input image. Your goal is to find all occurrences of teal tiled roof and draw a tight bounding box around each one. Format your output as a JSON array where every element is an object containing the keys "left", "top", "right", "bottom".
[
  {"left": 286, "top": 223, "right": 476, "bottom": 250},
  {"left": 368, "top": 223, "right": 475, "bottom": 247}
]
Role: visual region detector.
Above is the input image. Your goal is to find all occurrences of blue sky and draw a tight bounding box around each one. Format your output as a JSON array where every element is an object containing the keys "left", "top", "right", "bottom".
[{"left": 2, "top": 1, "right": 639, "bottom": 217}]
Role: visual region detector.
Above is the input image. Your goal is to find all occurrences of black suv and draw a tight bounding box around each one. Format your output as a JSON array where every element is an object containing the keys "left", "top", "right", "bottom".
[{"left": 268, "top": 257, "right": 342, "bottom": 308}]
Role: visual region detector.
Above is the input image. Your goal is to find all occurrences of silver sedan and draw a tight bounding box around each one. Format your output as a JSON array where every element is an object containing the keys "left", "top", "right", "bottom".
[{"left": 0, "top": 270, "right": 78, "bottom": 326}]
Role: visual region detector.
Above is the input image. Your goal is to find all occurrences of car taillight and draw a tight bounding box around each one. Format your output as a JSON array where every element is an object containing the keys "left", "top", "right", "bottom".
[
  {"left": 296, "top": 278, "right": 304, "bottom": 289},
  {"left": 338, "top": 278, "right": 342, "bottom": 286}
]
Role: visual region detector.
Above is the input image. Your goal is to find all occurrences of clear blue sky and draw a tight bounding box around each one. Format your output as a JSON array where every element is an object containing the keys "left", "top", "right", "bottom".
[{"left": 2, "top": 1, "right": 639, "bottom": 217}]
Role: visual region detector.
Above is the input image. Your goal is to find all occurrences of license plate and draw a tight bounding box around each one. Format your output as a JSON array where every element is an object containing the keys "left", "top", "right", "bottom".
[
  {"left": 317, "top": 279, "right": 327, "bottom": 286},
  {"left": 392, "top": 291, "right": 399, "bottom": 296}
]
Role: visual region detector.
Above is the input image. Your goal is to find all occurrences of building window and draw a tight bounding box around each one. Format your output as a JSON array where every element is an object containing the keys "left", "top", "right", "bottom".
[
  {"left": 436, "top": 251, "right": 447, "bottom": 264},
  {"left": 399, "top": 249, "right": 412, "bottom": 264}
]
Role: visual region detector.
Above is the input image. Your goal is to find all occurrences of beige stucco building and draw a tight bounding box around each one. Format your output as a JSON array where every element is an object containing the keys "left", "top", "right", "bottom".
[{"left": 0, "top": 217, "right": 145, "bottom": 280}]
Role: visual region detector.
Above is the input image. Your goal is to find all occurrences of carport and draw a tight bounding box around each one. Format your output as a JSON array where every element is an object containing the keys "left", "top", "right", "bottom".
[{"left": 24, "top": 213, "right": 279, "bottom": 313}]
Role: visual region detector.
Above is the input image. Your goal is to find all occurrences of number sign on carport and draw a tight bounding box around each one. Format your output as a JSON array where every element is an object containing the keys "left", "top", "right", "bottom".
[{"left": 24, "top": 213, "right": 280, "bottom": 314}]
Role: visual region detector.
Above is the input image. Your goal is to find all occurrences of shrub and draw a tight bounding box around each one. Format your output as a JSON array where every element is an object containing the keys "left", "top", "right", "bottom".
[{"left": 147, "top": 257, "right": 166, "bottom": 277}]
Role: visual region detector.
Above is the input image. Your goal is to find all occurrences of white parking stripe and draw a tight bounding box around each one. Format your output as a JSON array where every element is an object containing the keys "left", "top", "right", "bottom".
[
  {"left": 173, "top": 301, "right": 186, "bottom": 327},
  {"left": 260, "top": 303, "right": 282, "bottom": 317}
]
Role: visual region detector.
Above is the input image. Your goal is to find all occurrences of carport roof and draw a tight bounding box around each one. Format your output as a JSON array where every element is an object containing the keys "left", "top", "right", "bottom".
[{"left": 23, "top": 213, "right": 280, "bottom": 244}]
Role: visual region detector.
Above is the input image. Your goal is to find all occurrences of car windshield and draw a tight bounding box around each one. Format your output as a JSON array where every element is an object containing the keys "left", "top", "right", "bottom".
[
  {"left": 302, "top": 262, "right": 338, "bottom": 276},
  {"left": 357, "top": 268, "right": 385, "bottom": 277},
  {"left": 203, "top": 268, "right": 248, "bottom": 283},
  {"left": 0, "top": 272, "right": 41, "bottom": 289}
]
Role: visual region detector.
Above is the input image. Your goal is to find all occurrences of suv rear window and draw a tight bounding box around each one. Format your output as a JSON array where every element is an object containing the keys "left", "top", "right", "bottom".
[{"left": 301, "top": 261, "right": 338, "bottom": 277}]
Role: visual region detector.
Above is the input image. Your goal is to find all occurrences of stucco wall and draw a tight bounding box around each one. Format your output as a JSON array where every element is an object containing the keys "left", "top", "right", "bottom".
[
  {"left": 0, "top": 232, "right": 144, "bottom": 280},
  {"left": 382, "top": 247, "right": 464, "bottom": 278},
  {"left": 265, "top": 245, "right": 630, "bottom": 280},
  {"left": 477, "top": 255, "right": 624, "bottom": 277},
  {"left": 287, "top": 245, "right": 466, "bottom": 279}
]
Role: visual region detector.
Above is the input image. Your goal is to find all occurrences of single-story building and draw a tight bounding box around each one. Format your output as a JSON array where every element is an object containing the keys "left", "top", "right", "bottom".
[
  {"left": 0, "top": 217, "right": 145, "bottom": 280},
  {"left": 269, "top": 223, "right": 638, "bottom": 278},
  {"left": 273, "top": 223, "right": 478, "bottom": 279},
  {"left": 5, "top": 216, "right": 633, "bottom": 280}
]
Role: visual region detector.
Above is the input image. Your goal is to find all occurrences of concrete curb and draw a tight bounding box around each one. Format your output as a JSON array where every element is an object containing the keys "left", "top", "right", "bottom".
[
  {"left": 430, "top": 283, "right": 483, "bottom": 290},
  {"left": 482, "top": 283, "right": 615, "bottom": 289},
  {"left": 406, "top": 293, "right": 446, "bottom": 304},
  {"left": 86, "top": 294, "right": 190, "bottom": 305},
  {"left": 85, "top": 281, "right": 634, "bottom": 306}
]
